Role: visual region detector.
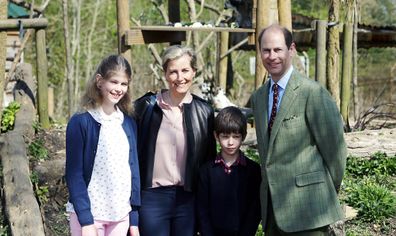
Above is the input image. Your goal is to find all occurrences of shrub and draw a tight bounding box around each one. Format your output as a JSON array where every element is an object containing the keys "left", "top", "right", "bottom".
[
  {"left": 346, "top": 152, "right": 396, "bottom": 178},
  {"left": 30, "top": 171, "right": 49, "bottom": 205},
  {"left": 28, "top": 139, "right": 49, "bottom": 161},
  {"left": 245, "top": 147, "right": 260, "bottom": 163},
  {"left": 344, "top": 177, "right": 396, "bottom": 223},
  {"left": 0, "top": 101, "right": 21, "bottom": 133}
]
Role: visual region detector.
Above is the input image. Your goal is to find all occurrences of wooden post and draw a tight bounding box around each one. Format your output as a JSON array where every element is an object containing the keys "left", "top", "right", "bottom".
[
  {"left": 327, "top": 0, "right": 341, "bottom": 109},
  {"left": 315, "top": 20, "right": 327, "bottom": 87},
  {"left": 0, "top": 0, "right": 7, "bottom": 111},
  {"left": 352, "top": 1, "right": 359, "bottom": 120},
  {"left": 116, "top": 0, "right": 131, "bottom": 64},
  {"left": 341, "top": 23, "right": 353, "bottom": 123},
  {"left": 168, "top": 0, "right": 180, "bottom": 24},
  {"left": 1, "top": 66, "right": 45, "bottom": 235},
  {"left": 218, "top": 32, "right": 229, "bottom": 91},
  {"left": 255, "top": 0, "right": 278, "bottom": 88},
  {"left": 278, "top": 0, "right": 292, "bottom": 31},
  {"left": 36, "top": 29, "right": 50, "bottom": 128},
  {"left": 168, "top": 0, "right": 181, "bottom": 45},
  {"left": 48, "top": 86, "right": 54, "bottom": 118}
]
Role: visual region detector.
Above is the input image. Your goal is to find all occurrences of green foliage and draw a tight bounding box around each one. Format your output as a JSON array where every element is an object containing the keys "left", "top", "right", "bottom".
[
  {"left": 245, "top": 147, "right": 260, "bottom": 164},
  {"left": 292, "top": 0, "right": 329, "bottom": 19},
  {"left": 32, "top": 121, "right": 44, "bottom": 134},
  {"left": 346, "top": 152, "right": 396, "bottom": 178},
  {"left": 0, "top": 225, "right": 9, "bottom": 236},
  {"left": 255, "top": 223, "right": 264, "bottom": 236},
  {"left": 360, "top": 0, "right": 396, "bottom": 25},
  {"left": 30, "top": 171, "right": 49, "bottom": 205},
  {"left": 0, "top": 101, "right": 21, "bottom": 133},
  {"left": 28, "top": 139, "right": 49, "bottom": 161},
  {"left": 30, "top": 171, "right": 39, "bottom": 185},
  {"left": 36, "top": 186, "right": 49, "bottom": 204},
  {"left": 342, "top": 152, "right": 396, "bottom": 223},
  {"left": 344, "top": 177, "right": 396, "bottom": 222},
  {"left": 358, "top": 48, "right": 396, "bottom": 80}
]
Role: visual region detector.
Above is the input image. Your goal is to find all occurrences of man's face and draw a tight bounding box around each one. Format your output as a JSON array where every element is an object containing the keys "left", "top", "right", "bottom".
[{"left": 260, "top": 29, "right": 295, "bottom": 82}]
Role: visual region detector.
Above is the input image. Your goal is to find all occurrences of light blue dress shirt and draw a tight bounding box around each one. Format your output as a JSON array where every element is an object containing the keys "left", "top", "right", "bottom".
[{"left": 268, "top": 66, "right": 294, "bottom": 121}]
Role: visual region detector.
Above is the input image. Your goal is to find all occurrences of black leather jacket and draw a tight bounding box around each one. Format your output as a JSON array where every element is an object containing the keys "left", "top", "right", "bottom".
[{"left": 134, "top": 91, "right": 216, "bottom": 192}]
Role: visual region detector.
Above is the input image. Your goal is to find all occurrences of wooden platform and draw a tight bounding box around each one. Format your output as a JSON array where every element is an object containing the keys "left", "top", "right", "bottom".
[{"left": 125, "top": 26, "right": 255, "bottom": 45}]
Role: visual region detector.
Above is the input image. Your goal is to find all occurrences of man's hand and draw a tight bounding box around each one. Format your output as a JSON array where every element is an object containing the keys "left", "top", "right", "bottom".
[
  {"left": 129, "top": 226, "right": 140, "bottom": 236},
  {"left": 82, "top": 224, "right": 98, "bottom": 236}
]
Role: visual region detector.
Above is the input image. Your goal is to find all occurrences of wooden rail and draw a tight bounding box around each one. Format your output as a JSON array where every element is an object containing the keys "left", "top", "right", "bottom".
[
  {"left": 0, "top": 18, "right": 48, "bottom": 30},
  {"left": 125, "top": 26, "right": 255, "bottom": 45}
]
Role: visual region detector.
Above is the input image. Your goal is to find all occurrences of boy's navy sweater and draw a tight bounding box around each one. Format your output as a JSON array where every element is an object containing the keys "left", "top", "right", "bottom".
[{"left": 197, "top": 153, "right": 261, "bottom": 236}]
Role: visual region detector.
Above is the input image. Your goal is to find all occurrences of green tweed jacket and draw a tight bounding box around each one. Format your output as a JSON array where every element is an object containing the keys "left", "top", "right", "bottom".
[{"left": 251, "top": 70, "right": 347, "bottom": 233}]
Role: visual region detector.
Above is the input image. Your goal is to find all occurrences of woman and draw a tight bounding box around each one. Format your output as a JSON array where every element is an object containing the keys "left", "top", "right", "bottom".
[{"left": 134, "top": 45, "right": 216, "bottom": 236}]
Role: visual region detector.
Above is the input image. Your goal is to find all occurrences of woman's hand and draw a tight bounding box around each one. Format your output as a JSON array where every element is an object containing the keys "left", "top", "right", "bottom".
[
  {"left": 82, "top": 224, "right": 98, "bottom": 236},
  {"left": 129, "top": 226, "right": 140, "bottom": 236}
]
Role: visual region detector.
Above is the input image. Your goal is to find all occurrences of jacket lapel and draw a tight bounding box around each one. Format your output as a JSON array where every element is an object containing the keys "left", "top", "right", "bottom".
[
  {"left": 256, "top": 81, "right": 270, "bottom": 148},
  {"left": 268, "top": 71, "right": 301, "bottom": 151}
]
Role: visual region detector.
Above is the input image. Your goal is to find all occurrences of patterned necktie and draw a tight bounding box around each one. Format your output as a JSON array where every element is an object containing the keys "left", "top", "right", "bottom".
[{"left": 268, "top": 83, "right": 279, "bottom": 134}]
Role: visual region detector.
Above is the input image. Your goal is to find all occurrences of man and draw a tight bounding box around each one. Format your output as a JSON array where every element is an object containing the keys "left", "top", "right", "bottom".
[{"left": 250, "top": 24, "right": 347, "bottom": 235}]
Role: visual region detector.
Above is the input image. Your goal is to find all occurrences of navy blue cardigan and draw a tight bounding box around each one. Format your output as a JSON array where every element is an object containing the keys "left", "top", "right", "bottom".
[{"left": 65, "top": 111, "right": 141, "bottom": 226}]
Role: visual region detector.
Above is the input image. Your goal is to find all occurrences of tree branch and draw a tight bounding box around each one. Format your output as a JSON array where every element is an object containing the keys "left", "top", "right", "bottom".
[
  {"left": 194, "top": 0, "right": 221, "bottom": 15},
  {"left": 151, "top": 0, "right": 169, "bottom": 24}
]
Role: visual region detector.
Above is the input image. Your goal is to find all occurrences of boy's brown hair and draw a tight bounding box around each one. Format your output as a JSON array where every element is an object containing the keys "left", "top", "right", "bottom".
[{"left": 214, "top": 106, "right": 247, "bottom": 140}]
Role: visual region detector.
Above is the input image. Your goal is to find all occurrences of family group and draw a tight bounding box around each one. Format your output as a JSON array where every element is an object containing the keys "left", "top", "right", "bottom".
[{"left": 65, "top": 24, "right": 347, "bottom": 236}]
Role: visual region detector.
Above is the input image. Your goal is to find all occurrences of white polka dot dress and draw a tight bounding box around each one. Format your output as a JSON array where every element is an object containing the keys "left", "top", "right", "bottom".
[{"left": 66, "top": 107, "right": 132, "bottom": 222}]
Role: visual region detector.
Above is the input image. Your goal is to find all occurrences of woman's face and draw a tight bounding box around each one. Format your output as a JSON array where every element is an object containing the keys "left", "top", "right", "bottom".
[{"left": 165, "top": 54, "right": 196, "bottom": 97}]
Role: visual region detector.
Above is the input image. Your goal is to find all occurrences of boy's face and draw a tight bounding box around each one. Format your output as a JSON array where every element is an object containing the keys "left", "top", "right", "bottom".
[{"left": 215, "top": 132, "right": 243, "bottom": 158}]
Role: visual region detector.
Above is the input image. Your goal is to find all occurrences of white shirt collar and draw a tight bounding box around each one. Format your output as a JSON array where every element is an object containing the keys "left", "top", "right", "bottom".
[{"left": 88, "top": 106, "right": 124, "bottom": 124}]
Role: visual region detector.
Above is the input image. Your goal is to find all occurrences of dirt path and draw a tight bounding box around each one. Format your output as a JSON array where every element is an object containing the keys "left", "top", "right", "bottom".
[
  {"left": 345, "top": 128, "right": 396, "bottom": 157},
  {"left": 245, "top": 127, "right": 396, "bottom": 157}
]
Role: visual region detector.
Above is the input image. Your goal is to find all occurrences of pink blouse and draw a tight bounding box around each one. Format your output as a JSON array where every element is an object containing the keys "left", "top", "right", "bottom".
[{"left": 151, "top": 91, "right": 193, "bottom": 187}]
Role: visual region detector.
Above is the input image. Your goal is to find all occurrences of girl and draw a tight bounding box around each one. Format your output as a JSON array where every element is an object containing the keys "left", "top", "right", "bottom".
[{"left": 65, "top": 55, "right": 140, "bottom": 236}]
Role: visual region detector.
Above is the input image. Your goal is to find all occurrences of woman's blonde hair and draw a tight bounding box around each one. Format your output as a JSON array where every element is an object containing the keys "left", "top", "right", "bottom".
[
  {"left": 161, "top": 45, "right": 197, "bottom": 72},
  {"left": 80, "top": 55, "right": 134, "bottom": 115}
]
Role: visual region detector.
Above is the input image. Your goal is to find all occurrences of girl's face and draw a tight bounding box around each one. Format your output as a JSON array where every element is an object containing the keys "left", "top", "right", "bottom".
[
  {"left": 165, "top": 54, "right": 196, "bottom": 97},
  {"left": 96, "top": 72, "right": 129, "bottom": 108}
]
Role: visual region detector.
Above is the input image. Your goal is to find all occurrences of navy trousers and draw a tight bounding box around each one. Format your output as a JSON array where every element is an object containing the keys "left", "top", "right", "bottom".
[{"left": 139, "top": 186, "right": 195, "bottom": 236}]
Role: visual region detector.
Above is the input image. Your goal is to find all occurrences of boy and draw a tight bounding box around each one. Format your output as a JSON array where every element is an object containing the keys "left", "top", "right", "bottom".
[{"left": 197, "top": 106, "right": 261, "bottom": 236}]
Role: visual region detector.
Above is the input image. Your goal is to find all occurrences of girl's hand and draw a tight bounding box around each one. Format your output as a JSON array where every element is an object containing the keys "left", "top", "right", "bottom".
[
  {"left": 82, "top": 224, "right": 98, "bottom": 236},
  {"left": 129, "top": 226, "right": 140, "bottom": 236}
]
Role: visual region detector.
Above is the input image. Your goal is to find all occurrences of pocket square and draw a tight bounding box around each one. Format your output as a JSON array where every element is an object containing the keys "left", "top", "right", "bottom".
[{"left": 283, "top": 115, "right": 298, "bottom": 121}]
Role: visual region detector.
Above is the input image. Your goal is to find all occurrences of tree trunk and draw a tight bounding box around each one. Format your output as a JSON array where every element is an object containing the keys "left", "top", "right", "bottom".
[
  {"left": 186, "top": 0, "right": 204, "bottom": 70},
  {"left": 352, "top": 0, "right": 360, "bottom": 120},
  {"left": 315, "top": 20, "right": 327, "bottom": 87},
  {"left": 218, "top": 32, "right": 229, "bottom": 91},
  {"left": 62, "top": 0, "right": 74, "bottom": 118},
  {"left": 117, "top": 0, "right": 132, "bottom": 63},
  {"left": 327, "top": 0, "right": 341, "bottom": 109},
  {"left": 36, "top": 29, "right": 50, "bottom": 129},
  {"left": 85, "top": 0, "right": 102, "bottom": 84},
  {"left": 341, "top": 23, "right": 353, "bottom": 128},
  {"left": 0, "top": 0, "right": 7, "bottom": 114},
  {"left": 278, "top": 0, "right": 292, "bottom": 31},
  {"left": 255, "top": 0, "right": 277, "bottom": 88},
  {"left": 72, "top": 0, "right": 82, "bottom": 106}
]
